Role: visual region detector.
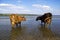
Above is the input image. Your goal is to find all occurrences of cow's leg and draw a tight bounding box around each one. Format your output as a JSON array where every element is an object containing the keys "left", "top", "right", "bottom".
[
  {"left": 11, "top": 22, "right": 15, "bottom": 28},
  {"left": 44, "top": 22, "right": 48, "bottom": 28},
  {"left": 48, "top": 19, "right": 52, "bottom": 29},
  {"left": 41, "top": 21, "right": 43, "bottom": 27},
  {"left": 41, "top": 21, "right": 43, "bottom": 25},
  {"left": 12, "top": 24, "right": 15, "bottom": 27},
  {"left": 44, "top": 22, "right": 46, "bottom": 27},
  {"left": 16, "top": 23, "right": 18, "bottom": 27},
  {"left": 18, "top": 22, "right": 21, "bottom": 27},
  {"left": 49, "top": 19, "right": 52, "bottom": 25}
]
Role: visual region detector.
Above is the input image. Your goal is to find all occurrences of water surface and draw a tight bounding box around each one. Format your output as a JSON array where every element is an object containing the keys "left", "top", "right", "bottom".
[{"left": 0, "top": 16, "right": 60, "bottom": 40}]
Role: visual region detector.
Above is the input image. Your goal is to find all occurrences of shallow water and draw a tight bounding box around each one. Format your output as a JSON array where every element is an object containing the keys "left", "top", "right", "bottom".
[{"left": 0, "top": 16, "right": 60, "bottom": 40}]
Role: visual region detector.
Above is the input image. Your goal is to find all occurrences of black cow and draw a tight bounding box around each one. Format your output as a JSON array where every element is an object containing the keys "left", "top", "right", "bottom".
[{"left": 36, "top": 12, "right": 52, "bottom": 27}]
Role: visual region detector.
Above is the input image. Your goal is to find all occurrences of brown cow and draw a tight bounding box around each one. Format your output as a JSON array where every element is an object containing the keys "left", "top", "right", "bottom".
[{"left": 9, "top": 14, "right": 26, "bottom": 27}]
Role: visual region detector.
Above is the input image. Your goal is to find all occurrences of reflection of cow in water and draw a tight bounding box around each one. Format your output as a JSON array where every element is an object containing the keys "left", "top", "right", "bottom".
[
  {"left": 39, "top": 27, "right": 55, "bottom": 38},
  {"left": 9, "top": 14, "right": 26, "bottom": 27},
  {"left": 36, "top": 12, "right": 52, "bottom": 27}
]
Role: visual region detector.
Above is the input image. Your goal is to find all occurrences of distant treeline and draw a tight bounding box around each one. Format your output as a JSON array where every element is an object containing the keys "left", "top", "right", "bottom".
[
  {"left": 0, "top": 14, "right": 38, "bottom": 16},
  {"left": 0, "top": 14, "right": 60, "bottom": 18},
  {"left": 0, "top": 14, "right": 10, "bottom": 16}
]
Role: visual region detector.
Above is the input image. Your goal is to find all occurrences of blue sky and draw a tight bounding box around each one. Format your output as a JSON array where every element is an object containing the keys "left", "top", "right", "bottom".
[{"left": 0, "top": 0, "right": 60, "bottom": 15}]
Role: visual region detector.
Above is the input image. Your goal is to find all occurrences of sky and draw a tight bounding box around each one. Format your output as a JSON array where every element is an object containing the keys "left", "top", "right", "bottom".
[{"left": 0, "top": 0, "right": 60, "bottom": 15}]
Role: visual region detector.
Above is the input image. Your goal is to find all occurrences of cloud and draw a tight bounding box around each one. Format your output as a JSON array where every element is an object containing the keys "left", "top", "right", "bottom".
[
  {"left": 0, "top": 3, "right": 30, "bottom": 13},
  {"left": 32, "top": 4, "right": 52, "bottom": 10},
  {"left": 0, "top": 3, "right": 24, "bottom": 9},
  {"left": 0, "top": 3, "right": 59, "bottom": 15},
  {"left": 32, "top": 4, "right": 53, "bottom": 14}
]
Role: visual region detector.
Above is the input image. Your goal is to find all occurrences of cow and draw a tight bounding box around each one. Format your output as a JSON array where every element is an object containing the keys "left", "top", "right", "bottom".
[
  {"left": 36, "top": 12, "right": 52, "bottom": 27},
  {"left": 9, "top": 14, "right": 26, "bottom": 27}
]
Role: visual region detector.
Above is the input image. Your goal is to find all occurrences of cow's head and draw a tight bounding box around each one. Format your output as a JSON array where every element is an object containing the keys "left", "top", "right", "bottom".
[
  {"left": 17, "top": 16, "right": 26, "bottom": 21},
  {"left": 36, "top": 16, "right": 41, "bottom": 21}
]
